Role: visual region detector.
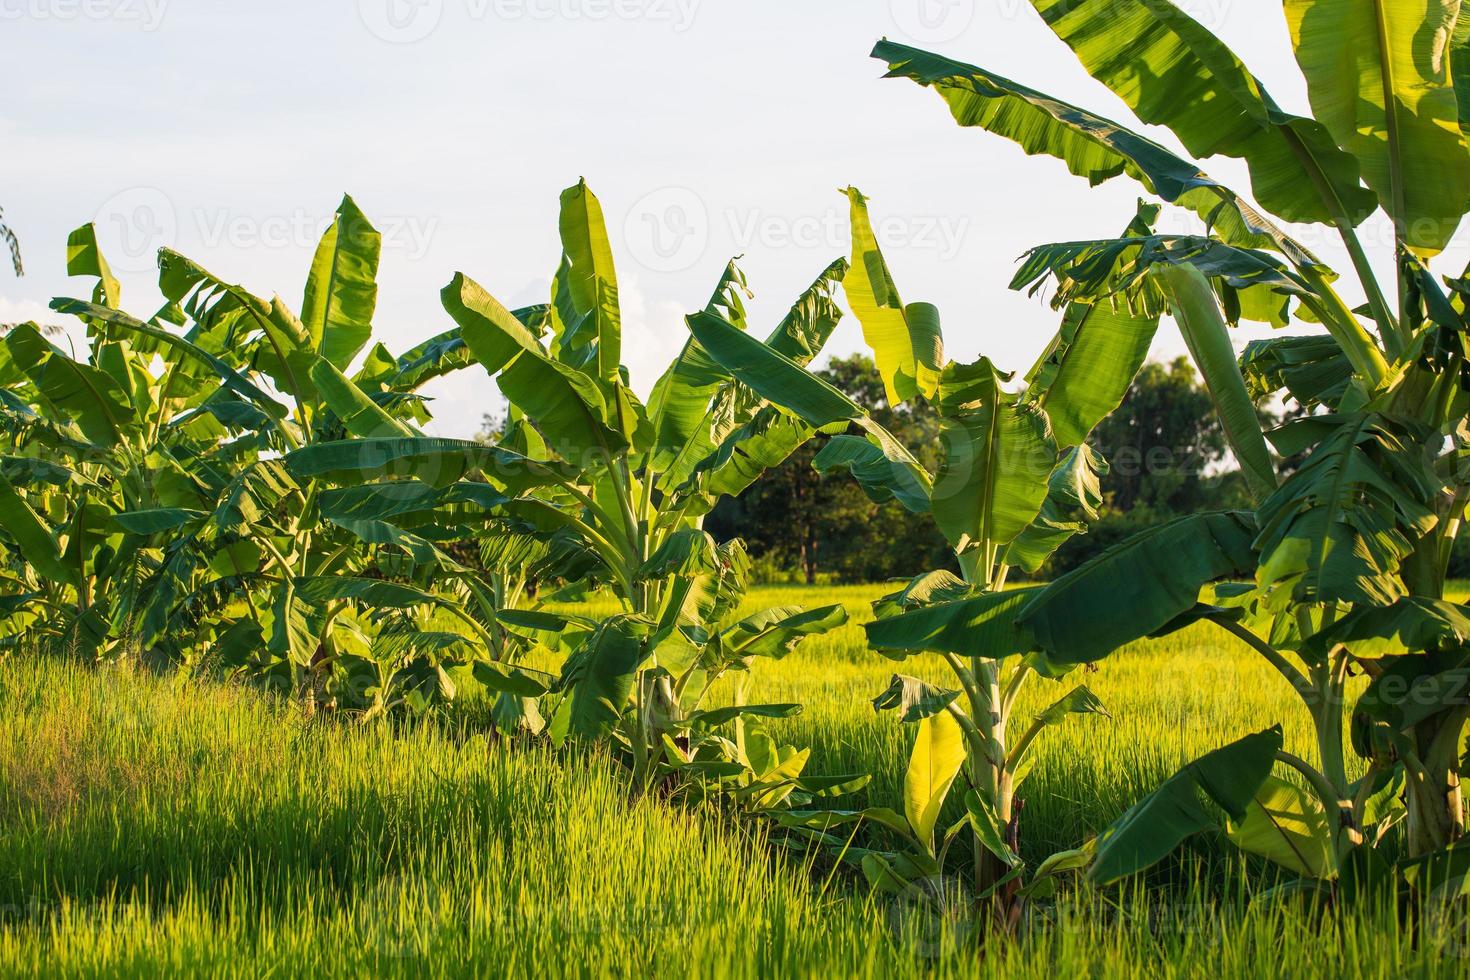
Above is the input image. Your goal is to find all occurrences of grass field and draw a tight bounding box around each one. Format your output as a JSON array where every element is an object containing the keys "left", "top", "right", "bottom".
[{"left": 0, "top": 584, "right": 1464, "bottom": 977}]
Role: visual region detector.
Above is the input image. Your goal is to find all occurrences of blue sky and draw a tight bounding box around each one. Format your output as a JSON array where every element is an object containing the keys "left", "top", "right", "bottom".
[{"left": 3, "top": 0, "right": 1448, "bottom": 436}]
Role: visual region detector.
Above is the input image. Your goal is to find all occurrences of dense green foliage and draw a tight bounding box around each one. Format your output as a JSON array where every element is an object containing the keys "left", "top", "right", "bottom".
[{"left": 4, "top": 0, "right": 1470, "bottom": 968}]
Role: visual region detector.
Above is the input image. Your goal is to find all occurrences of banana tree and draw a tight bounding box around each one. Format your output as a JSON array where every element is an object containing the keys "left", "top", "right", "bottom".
[
  {"left": 397, "top": 179, "right": 857, "bottom": 791},
  {"left": 869, "top": 0, "right": 1470, "bottom": 881},
  {"left": 30, "top": 203, "right": 562, "bottom": 722},
  {"left": 692, "top": 187, "right": 1157, "bottom": 920}
]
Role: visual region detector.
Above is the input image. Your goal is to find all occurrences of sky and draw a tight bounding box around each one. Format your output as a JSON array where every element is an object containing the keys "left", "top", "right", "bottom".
[{"left": 4, "top": 0, "right": 1458, "bottom": 438}]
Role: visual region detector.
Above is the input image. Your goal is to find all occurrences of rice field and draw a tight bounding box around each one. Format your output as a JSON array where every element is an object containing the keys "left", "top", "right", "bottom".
[{"left": 0, "top": 584, "right": 1464, "bottom": 978}]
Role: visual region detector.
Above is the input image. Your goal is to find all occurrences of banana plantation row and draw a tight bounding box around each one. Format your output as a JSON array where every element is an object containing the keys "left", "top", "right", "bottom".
[{"left": 4, "top": 1, "right": 1470, "bottom": 934}]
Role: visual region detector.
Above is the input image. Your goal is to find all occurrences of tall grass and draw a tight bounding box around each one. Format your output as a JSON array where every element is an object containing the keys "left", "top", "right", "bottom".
[{"left": 0, "top": 585, "right": 1463, "bottom": 977}]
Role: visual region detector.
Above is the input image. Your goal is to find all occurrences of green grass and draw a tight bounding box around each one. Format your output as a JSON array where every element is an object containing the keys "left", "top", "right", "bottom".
[{"left": 0, "top": 584, "right": 1465, "bottom": 977}]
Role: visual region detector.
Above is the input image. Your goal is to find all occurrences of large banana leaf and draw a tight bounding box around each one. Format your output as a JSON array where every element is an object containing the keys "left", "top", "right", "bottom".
[
  {"left": 843, "top": 188, "right": 943, "bottom": 405},
  {"left": 4, "top": 323, "right": 135, "bottom": 446},
  {"left": 1090, "top": 727, "right": 1283, "bottom": 884},
  {"left": 285, "top": 437, "right": 574, "bottom": 492},
  {"left": 1224, "top": 776, "right": 1334, "bottom": 879},
  {"left": 557, "top": 616, "right": 648, "bottom": 741},
  {"left": 65, "top": 223, "right": 120, "bottom": 307},
  {"left": 647, "top": 260, "right": 751, "bottom": 474},
  {"left": 872, "top": 40, "right": 1314, "bottom": 265},
  {"left": 1026, "top": 300, "right": 1158, "bottom": 449},
  {"left": 865, "top": 586, "right": 1043, "bottom": 660},
  {"left": 1301, "top": 596, "right": 1470, "bottom": 661},
  {"left": 445, "top": 272, "right": 632, "bottom": 462},
  {"left": 556, "top": 179, "right": 621, "bottom": 380},
  {"left": 1019, "top": 512, "right": 1258, "bottom": 664},
  {"left": 905, "top": 710, "right": 967, "bottom": 854},
  {"left": 686, "top": 310, "right": 863, "bottom": 427},
  {"left": 682, "top": 407, "right": 814, "bottom": 502},
  {"left": 1255, "top": 414, "right": 1441, "bottom": 607},
  {"left": 1285, "top": 0, "right": 1470, "bottom": 255},
  {"left": 0, "top": 474, "right": 77, "bottom": 586},
  {"left": 302, "top": 195, "right": 380, "bottom": 369},
  {"left": 50, "top": 299, "right": 287, "bottom": 422},
  {"left": 812, "top": 434, "right": 930, "bottom": 514},
  {"left": 1027, "top": 0, "right": 1376, "bottom": 227},
  {"left": 308, "top": 356, "right": 415, "bottom": 439},
  {"left": 1002, "top": 444, "right": 1105, "bottom": 574},
  {"left": 931, "top": 375, "right": 1056, "bottom": 551}
]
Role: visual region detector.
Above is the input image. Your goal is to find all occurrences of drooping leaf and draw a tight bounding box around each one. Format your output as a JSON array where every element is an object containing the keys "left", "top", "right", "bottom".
[
  {"left": 1027, "top": 0, "right": 1377, "bottom": 228},
  {"left": 1020, "top": 512, "right": 1259, "bottom": 665},
  {"left": 4, "top": 323, "right": 135, "bottom": 446},
  {"left": 812, "top": 433, "right": 930, "bottom": 514},
  {"left": 872, "top": 39, "right": 1315, "bottom": 263},
  {"left": 722, "top": 604, "right": 849, "bottom": 659},
  {"left": 871, "top": 674, "right": 961, "bottom": 723},
  {"left": 866, "top": 586, "right": 1043, "bottom": 661},
  {"left": 559, "top": 616, "right": 649, "bottom": 740},
  {"left": 1302, "top": 596, "right": 1470, "bottom": 661},
  {"left": 1090, "top": 727, "right": 1283, "bottom": 884},
  {"left": 1225, "top": 775, "right": 1334, "bottom": 878},
  {"left": 0, "top": 474, "right": 77, "bottom": 586},
  {"left": 49, "top": 299, "right": 287, "bottom": 422}
]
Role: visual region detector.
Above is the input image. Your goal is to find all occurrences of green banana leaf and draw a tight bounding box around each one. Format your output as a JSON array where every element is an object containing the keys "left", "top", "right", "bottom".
[
  {"left": 1019, "top": 511, "right": 1258, "bottom": 665},
  {"left": 1090, "top": 726, "right": 1283, "bottom": 884},
  {"left": 302, "top": 194, "right": 380, "bottom": 369},
  {"left": 1285, "top": 0, "right": 1470, "bottom": 255},
  {"left": 843, "top": 188, "right": 943, "bottom": 404},
  {"left": 1027, "top": 0, "right": 1376, "bottom": 227}
]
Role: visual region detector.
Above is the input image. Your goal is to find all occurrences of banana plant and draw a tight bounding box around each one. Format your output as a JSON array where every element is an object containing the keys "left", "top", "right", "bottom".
[
  {"left": 869, "top": 0, "right": 1470, "bottom": 880},
  {"left": 22, "top": 204, "right": 565, "bottom": 722},
  {"left": 692, "top": 188, "right": 1156, "bottom": 921},
  {"left": 417, "top": 179, "right": 854, "bottom": 791}
]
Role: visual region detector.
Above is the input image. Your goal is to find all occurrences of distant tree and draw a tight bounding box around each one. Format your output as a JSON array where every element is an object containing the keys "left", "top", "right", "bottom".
[
  {"left": 1047, "top": 357, "right": 1254, "bottom": 575},
  {"left": 707, "top": 354, "right": 952, "bottom": 583}
]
